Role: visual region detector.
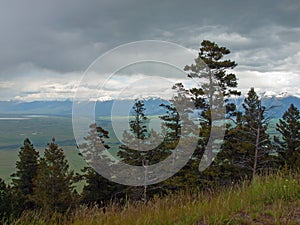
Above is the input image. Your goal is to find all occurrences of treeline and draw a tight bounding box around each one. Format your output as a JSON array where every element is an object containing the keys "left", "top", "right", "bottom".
[{"left": 1, "top": 40, "right": 299, "bottom": 223}]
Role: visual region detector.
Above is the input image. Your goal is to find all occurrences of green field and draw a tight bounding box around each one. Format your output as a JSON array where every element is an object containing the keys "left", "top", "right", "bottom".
[
  {"left": 0, "top": 114, "right": 165, "bottom": 183},
  {"left": 0, "top": 114, "right": 75, "bottom": 149},
  {"left": 0, "top": 113, "right": 280, "bottom": 184}
]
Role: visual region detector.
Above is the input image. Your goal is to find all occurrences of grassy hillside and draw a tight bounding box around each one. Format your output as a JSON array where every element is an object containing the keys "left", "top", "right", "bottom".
[{"left": 8, "top": 172, "right": 300, "bottom": 225}]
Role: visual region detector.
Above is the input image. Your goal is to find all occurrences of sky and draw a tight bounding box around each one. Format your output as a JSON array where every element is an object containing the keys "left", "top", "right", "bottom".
[{"left": 0, "top": 0, "right": 299, "bottom": 101}]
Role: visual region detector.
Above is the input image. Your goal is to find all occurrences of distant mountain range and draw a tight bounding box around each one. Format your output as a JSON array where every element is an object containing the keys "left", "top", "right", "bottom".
[
  {"left": 233, "top": 96, "right": 300, "bottom": 118},
  {"left": 0, "top": 99, "right": 169, "bottom": 117},
  {"left": 0, "top": 96, "right": 300, "bottom": 118}
]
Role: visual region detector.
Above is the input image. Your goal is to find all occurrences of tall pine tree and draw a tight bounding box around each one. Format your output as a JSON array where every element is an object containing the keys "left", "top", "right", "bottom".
[
  {"left": 223, "top": 88, "right": 273, "bottom": 178},
  {"left": 184, "top": 40, "right": 240, "bottom": 165},
  {"left": 11, "top": 138, "right": 39, "bottom": 210},
  {"left": 118, "top": 99, "right": 152, "bottom": 166},
  {"left": 32, "top": 139, "right": 74, "bottom": 213},
  {"left": 79, "top": 123, "right": 126, "bottom": 206},
  {"left": 274, "top": 104, "right": 300, "bottom": 169},
  {"left": 184, "top": 40, "right": 240, "bottom": 110},
  {"left": 117, "top": 99, "right": 172, "bottom": 200},
  {"left": 159, "top": 83, "right": 201, "bottom": 191}
]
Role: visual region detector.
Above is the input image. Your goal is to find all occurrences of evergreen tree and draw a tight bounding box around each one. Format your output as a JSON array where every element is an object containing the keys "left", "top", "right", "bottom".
[
  {"left": 118, "top": 99, "right": 155, "bottom": 166},
  {"left": 11, "top": 138, "right": 39, "bottom": 209},
  {"left": 222, "top": 88, "right": 273, "bottom": 178},
  {"left": 159, "top": 102, "right": 180, "bottom": 144},
  {"left": 80, "top": 167, "right": 125, "bottom": 206},
  {"left": 117, "top": 99, "right": 151, "bottom": 201},
  {"left": 0, "top": 178, "right": 13, "bottom": 222},
  {"left": 32, "top": 139, "right": 74, "bottom": 213},
  {"left": 184, "top": 40, "right": 240, "bottom": 110},
  {"left": 213, "top": 112, "right": 253, "bottom": 184},
  {"left": 274, "top": 104, "right": 300, "bottom": 169},
  {"left": 159, "top": 83, "right": 201, "bottom": 191},
  {"left": 79, "top": 124, "right": 126, "bottom": 206},
  {"left": 184, "top": 40, "right": 240, "bottom": 165},
  {"left": 243, "top": 88, "right": 273, "bottom": 176},
  {"left": 164, "top": 40, "right": 241, "bottom": 189},
  {"left": 117, "top": 99, "right": 172, "bottom": 200},
  {"left": 79, "top": 123, "right": 112, "bottom": 166}
]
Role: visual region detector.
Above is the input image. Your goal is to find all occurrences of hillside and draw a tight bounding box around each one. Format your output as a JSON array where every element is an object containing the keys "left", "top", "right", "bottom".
[{"left": 10, "top": 172, "right": 300, "bottom": 225}]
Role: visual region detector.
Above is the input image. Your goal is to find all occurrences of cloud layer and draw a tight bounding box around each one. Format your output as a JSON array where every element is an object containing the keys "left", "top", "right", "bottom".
[{"left": 0, "top": 0, "right": 299, "bottom": 101}]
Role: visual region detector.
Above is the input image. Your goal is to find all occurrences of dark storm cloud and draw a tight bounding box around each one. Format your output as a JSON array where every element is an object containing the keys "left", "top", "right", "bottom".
[
  {"left": 0, "top": 0, "right": 299, "bottom": 100},
  {"left": 0, "top": 0, "right": 298, "bottom": 72}
]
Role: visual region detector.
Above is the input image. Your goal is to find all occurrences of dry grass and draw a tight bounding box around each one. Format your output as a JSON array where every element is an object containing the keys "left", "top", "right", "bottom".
[{"left": 8, "top": 171, "right": 300, "bottom": 225}]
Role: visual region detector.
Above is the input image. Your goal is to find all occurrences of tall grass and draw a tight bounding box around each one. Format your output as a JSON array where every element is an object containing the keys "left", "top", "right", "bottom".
[{"left": 8, "top": 171, "right": 300, "bottom": 225}]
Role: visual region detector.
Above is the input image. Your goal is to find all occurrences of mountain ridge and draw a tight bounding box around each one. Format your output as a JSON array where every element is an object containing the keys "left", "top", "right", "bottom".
[{"left": 0, "top": 96, "right": 300, "bottom": 118}]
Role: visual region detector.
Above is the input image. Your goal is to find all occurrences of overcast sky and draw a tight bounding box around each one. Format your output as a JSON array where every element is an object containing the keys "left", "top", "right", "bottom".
[{"left": 0, "top": 0, "right": 299, "bottom": 101}]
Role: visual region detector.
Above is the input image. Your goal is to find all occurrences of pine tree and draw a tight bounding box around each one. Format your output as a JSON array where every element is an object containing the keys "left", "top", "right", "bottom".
[
  {"left": 184, "top": 40, "right": 240, "bottom": 108},
  {"left": 166, "top": 40, "right": 241, "bottom": 189},
  {"left": 0, "top": 178, "right": 13, "bottom": 222},
  {"left": 80, "top": 167, "right": 125, "bottom": 206},
  {"left": 184, "top": 40, "right": 240, "bottom": 165},
  {"left": 117, "top": 99, "right": 173, "bottom": 200},
  {"left": 118, "top": 99, "right": 151, "bottom": 166},
  {"left": 274, "top": 104, "right": 300, "bottom": 169},
  {"left": 11, "top": 138, "right": 39, "bottom": 209},
  {"left": 116, "top": 99, "right": 151, "bottom": 201},
  {"left": 213, "top": 111, "right": 253, "bottom": 184},
  {"left": 32, "top": 138, "right": 74, "bottom": 213},
  {"left": 79, "top": 123, "right": 112, "bottom": 167},
  {"left": 79, "top": 123, "right": 126, "bottom": 206},
  {"left": 223, "top": 88, "right": 273, "bottom": 178},
  {"left": 243, "top": 88, "right": 274, "bottom": 176},
  {"left": 159, "top": 102, "right": 180, "bottom": 144},
  {"left": 159, "top": 83, "right": 201, "bottom": 191}
]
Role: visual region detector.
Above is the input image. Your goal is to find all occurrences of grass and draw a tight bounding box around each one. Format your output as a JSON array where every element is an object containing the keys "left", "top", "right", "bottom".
[{"left": 8, "top": 171, "right": 300, "bottom": 225}]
